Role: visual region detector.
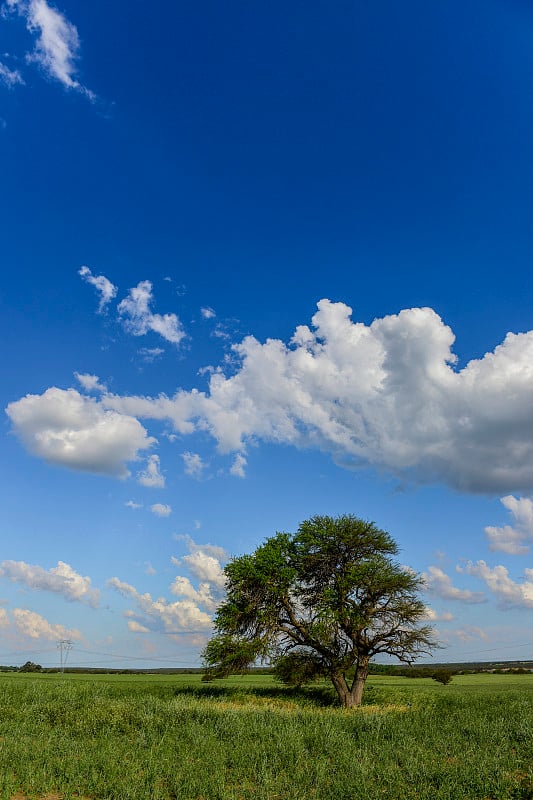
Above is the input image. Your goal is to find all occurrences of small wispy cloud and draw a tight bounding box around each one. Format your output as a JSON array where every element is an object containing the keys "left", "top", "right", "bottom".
[
  {"left": 118, "top": 281, "right": 186, "bottom": 346},
  {"left": 453, "top": 625, "right": 489, "bottom": 643},
  {"left": 5, "top": 0, "right": 94, "bottom": 98},
  {"left": 125, "top": 500, "right": 143, "bottom": 510},
  {"left": 74, "top": 372, "right": 107, "bottom": 393},
  {"left": 201, "top": 307, "right": 216, "bottom": 320},
  {"left": 173, "top": 534, "right": 226, "bottom": 562},
  {"left": 138, "top": 347, "right": 165, "bottom": 363},
  {"left": 137, "top": 454, "right": 165, "bottom": 488},
  {"left": 229, "top": 452, "right": 246, "bottom": 478},
  {"left": 182, "top": 451, "right": 205, "bottom": 480},
  {"left": 151, "top": 503, "right": 172, "bottom": 517},
  {"left": 0, "top": 61, "right": 24, "bottom": 87},
  {"left": 79, "top": 266, "right": 117, "bottom": 313},
  {"left": 79, "top": 270, "right": 187, "bottom": 347},
  {"left": 212, "top": 323, "right": 232, "bottom": 341}
]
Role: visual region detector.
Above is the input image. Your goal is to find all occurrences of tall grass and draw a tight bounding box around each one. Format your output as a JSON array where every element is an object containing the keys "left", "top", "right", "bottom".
[{"left": 0, "top": 673, "right": 531, "bottom": 799}]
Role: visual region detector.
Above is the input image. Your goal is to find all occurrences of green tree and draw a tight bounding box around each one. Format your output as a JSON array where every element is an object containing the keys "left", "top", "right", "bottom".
[
  {"left": 203, "top": 514, "right": 436, "bottom": 707},
  {"left": 432, "top": 669, "right": 453, "bottom": 685},
  {"left": 19, "top": 661, "right": 42, "bottom": 673}
]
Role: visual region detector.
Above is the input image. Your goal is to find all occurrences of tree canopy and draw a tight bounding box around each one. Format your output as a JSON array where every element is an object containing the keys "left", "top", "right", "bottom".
[
  {"left": 19, "top": 661, "right": 42, "bottom": 673},
  {"left": 203, "top": 514, "right": 436, "bottom": 707}
]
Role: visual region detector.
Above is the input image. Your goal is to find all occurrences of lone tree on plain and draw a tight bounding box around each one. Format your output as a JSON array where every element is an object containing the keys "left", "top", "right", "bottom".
[
  {"left": 19, "top": 661, "right": 42, "bottom": 673},
  {"left": 203, "top": 514, "right": 436, "bottom": 707}
]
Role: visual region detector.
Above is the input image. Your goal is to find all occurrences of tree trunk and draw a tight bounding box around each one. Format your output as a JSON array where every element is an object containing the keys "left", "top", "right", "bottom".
[
  {"left": 330, "top": 658, "right": 370, "bottom": 707},
  {"left": 331, "top": 656, "right": 370, "bottom": 708},
  {"left": 330, "top": 672, "right": 351, "bottom": 707},
  {"left": 329, "top": 673, "right": 357, "bottom": 708},
  {"left": 350, "top": 655, "right": 370, "bottom": 706}
]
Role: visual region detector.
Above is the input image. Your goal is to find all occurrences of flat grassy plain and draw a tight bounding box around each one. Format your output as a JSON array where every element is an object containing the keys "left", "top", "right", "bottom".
[{"left": 0, "top": 672, "right": 531, "bottom": 800}]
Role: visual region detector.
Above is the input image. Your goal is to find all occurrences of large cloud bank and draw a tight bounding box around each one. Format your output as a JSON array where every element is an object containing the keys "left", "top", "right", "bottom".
[{"left": 7, "top": 299, "right": 533, "bottom": 493}]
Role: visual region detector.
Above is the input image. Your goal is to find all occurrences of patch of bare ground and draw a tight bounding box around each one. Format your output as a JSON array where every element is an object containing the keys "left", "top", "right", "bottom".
[{"left": 10, "top": 794, "right": 91, "bottom": 800}]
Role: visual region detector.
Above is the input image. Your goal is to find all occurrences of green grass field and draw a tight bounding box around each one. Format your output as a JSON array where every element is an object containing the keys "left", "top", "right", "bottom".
[{"left": 0, "top": 672, "right": 531, "bottom": 799}]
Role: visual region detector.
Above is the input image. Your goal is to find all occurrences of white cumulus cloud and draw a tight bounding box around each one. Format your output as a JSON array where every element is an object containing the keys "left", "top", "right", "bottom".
[
  {"left": 108, "top": 577, "right": 212, "bottom": 633},
  {"left": 422, "top": 606, "right": 454, "bottom": 622},
  {"left": 99, "top": 299, "right": 533, "bottom": 495},
  {"left": 0, "top": 560, "right": 99, "bottom": 606},
  {"left": 13, "top": 299, "right": 533, "bottom": 497},
  {"left": 485, "top": 495, "right": 533, "bottom": 555},
  {"left": 422, "top": 566, "right": 486, "bottom": 604},
  {"left": 127, "top": 620, "right": 150, "bottom": 634},
  {"left": 12, "top": 608, "right": 81, "bottom": 640},
  {"left": 180, "top": 550, "right": 226, "bottom": 589},
  {"left": 169, "top": 536, "right": 226, "bottom": 613},
  {"left": 6, "top": 387, "right": 155, "bottom": 477},
  {"left": 169, "top": 576, "right": 219, "bottom": 612},
  {"left": 458, "top": 561, "right": 533, "bottom": 609}
]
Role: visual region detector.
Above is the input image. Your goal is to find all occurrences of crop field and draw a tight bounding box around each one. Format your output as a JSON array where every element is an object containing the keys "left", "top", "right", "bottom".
[{"left": 0, "top": 672, "right": 531, "bottom": 800}]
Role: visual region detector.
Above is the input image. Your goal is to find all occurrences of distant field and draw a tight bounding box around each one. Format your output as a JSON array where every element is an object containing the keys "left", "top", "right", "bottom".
[{"left": 0, "top": 672, "right": 531, "bottom": 799}]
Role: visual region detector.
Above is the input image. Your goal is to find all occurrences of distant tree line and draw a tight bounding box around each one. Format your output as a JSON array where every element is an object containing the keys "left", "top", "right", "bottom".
[
  {"left": 0, "top": 665, "right": 208, "bottom": 675},
  {"left": 0, "top": 661, "right": 530, "bottom": 677}
]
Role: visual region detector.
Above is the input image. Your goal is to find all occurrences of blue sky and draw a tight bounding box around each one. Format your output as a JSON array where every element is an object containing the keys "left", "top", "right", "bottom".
[{"left": 2, "top": 0, "right": 533, "bottom": 669}]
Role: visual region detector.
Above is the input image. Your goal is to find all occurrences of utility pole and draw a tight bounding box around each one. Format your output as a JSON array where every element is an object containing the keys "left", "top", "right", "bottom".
[{"left": 57, "top": 639, "right": 72, "bottom": 673}]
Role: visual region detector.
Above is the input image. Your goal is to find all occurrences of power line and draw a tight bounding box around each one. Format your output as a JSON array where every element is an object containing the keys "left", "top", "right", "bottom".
[
  {"left": 157, "top": 630, "right": 213, "bottom": 636},
  {"left": 460, "top": 641, "right": 533, "bottom": 656},
  {"left": 75, "top": 647, "right": 200, "bottom": 664},
  {"left": 0, "top": 648, "right": 57, "bottom": 659},
  {"left": 57, "top": 639, "right": 73, "bottom": 673}
]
